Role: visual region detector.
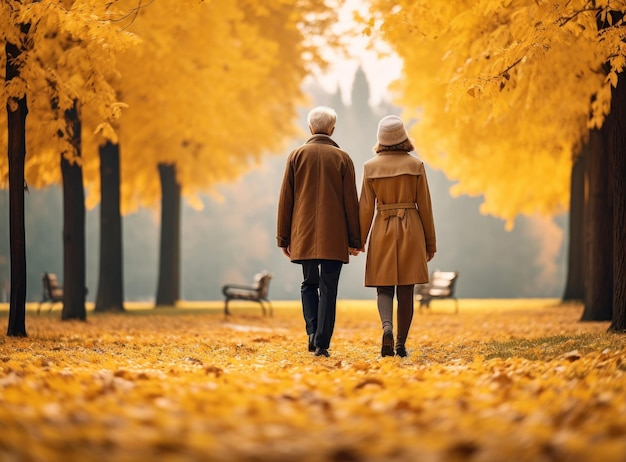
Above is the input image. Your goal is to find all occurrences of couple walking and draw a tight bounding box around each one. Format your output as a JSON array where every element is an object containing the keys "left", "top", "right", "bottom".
[{"left": 277, "top": 106, "right": 436, "bottom": 358}]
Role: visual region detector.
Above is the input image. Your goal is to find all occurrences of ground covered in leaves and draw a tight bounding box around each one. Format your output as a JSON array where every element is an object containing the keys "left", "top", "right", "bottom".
[{"left": 0, "top": 300, "right": 625, "bottom": 462}]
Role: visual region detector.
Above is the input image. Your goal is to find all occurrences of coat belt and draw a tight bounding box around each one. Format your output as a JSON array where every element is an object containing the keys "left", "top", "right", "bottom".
[{"left": 377, "top": 202, "right": 416, "bottom": 220}]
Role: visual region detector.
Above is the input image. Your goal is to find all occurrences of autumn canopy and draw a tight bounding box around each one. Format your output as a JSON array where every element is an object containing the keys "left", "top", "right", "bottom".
[{"left": 365, "top": 0, "right": 623, "bottom": 225}]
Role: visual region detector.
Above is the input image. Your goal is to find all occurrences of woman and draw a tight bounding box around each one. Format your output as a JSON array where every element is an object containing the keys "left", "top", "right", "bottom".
[{"left": 358, "top": 115, "right": 436, "bottom": 357}]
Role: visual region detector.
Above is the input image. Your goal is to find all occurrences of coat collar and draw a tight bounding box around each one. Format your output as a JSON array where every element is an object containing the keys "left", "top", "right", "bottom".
[
  {"left": 376, "top": 150, "right": 410, "bottom": 156},
  {"left": 306, "top": 134, "right": 340, "bottom": 148}
]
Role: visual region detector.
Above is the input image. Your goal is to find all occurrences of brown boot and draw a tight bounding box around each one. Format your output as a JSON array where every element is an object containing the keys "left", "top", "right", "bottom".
[{"left": 381, "top": 330, "right": 394, "bottom": 357}]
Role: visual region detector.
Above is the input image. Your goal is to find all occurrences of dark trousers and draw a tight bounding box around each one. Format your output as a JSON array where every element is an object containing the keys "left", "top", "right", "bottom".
[{"left": 300, "top": 260, "right": 343, "bottom": 349}]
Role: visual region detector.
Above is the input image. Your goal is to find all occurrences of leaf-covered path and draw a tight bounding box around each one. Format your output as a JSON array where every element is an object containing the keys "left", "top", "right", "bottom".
[{"left": 0, "top": 300, "right": 624, "bottom": 461}]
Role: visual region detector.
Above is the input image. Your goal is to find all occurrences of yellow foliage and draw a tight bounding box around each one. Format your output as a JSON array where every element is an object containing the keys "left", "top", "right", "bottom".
[
  {"left": 80, "top": 0, "right": 345, "bottom": 213},
  {"left": 0, "top": 302, "right": 624, "bottom": 461},
  {"left": 1, "top": 0, "right": 344, "bottom": 213},
  {"left": 0, "top": 0, "right": 139, "bottom": 189},
  {"left": 364, "top": 0, "right": 626, "bottom": 225}
]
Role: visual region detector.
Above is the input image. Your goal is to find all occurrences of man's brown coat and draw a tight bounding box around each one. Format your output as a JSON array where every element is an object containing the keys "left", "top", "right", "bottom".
[{"left": 277, "top": 135, "right": 361, "bottom": 263}]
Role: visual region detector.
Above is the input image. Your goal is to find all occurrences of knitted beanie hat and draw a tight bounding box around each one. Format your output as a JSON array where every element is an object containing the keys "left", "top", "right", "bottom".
[{"left": 377, "top": 115, "right": 409, "bottom": 146}]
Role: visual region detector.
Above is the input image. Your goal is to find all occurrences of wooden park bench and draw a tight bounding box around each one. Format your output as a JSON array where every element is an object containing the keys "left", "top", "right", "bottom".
[
  {"left": 414, "top": 270, "right": 459, "bottom": 313},
  {"left": 222, "top": 270, "right": 273, "bottom": 316},
  {"left": 37, "top": 272, "right": 64, "bottom": 314}
]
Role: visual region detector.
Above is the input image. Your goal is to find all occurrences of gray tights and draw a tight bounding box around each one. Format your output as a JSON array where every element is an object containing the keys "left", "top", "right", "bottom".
[{"left": 376, "top": 285, "right": 415, "bottom": 348}]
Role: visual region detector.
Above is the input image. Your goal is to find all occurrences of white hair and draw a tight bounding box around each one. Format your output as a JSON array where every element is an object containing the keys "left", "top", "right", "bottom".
[{"left": 307, "top": 106, "right": 337, "bottom": 135}]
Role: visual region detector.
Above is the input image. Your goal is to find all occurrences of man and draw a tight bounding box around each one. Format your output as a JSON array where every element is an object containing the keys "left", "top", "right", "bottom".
[{"left": 277, "top": 106, "right": 361, "bottom": 357}]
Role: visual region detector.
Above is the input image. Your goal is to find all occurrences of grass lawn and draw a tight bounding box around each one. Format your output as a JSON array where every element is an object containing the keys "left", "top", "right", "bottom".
[{"left": 0, "top": 299, "right": 624, "bottom": 461}]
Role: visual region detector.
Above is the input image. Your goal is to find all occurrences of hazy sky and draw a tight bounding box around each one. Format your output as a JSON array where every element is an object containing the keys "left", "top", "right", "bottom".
[{"left": 310, "top": 0, "right": 402, "bottom": 106}]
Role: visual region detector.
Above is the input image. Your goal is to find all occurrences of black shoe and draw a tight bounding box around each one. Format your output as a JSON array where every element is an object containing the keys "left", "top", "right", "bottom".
[
  {"left": 308, "top": 334, "right": 315, "bottom": 352},
  {"left": 315, "top": 347, "right": 330, "bottom": 357},
  {"left": 381, "top": 331, "right": 395, "bottom": 357},
  {"left": 396, "top": 346, "right": 407, "bottom": 357}
]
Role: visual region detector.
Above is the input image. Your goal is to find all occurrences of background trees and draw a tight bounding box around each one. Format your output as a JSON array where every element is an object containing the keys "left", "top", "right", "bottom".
[
  {"left": 1, "top": 0, "right": 136, "bottom": 333},
  {"left": 365, "top": 0, "right": 626, "bottom": 330}
]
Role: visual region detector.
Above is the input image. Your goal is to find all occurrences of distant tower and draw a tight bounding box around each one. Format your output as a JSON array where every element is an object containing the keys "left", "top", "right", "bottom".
[
  {"left": 348, "top": 65, "right": 378, "bottom": 137},
  {"left": 351, "top": 65, "right": 371, "bottom": 115}
]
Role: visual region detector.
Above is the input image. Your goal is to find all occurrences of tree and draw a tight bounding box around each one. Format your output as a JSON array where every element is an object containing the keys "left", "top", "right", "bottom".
[
  {"left": 154, "top": 164, "right": 180, "bottom": 306},
  {"left": 4, "top": 19, "right": 30, "bottom": 336},
  {"left": 561, "top": 147, "right": 585, "bottom": 302},
  {"left": 94, "top": 141, "right": 124, "bottom": 312},
  {"left": 606, "top": 72, "right": 626, "bottom": 333},
  {"left": 60, "top": 102, "right": 86, "bottom": 320},
  {"left": 1, "top": 1, "right": 139, "bottom": 330},
  {"left": 365, "top": 0, "right": 626, "bottom": 330}
]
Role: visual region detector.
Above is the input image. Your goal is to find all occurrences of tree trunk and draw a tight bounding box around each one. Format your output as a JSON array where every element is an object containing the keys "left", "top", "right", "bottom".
[
  {"left": 580, "top": 128, "right": 613, "bottom": 321},
  {"left": 562, "top": 148, "right": 586, "bottom": 302},
  {"left": 0, "top": 192, "right": 9, "bottom": 303},
  {"left": 95, "top": 141, "right": 125, "bottom": 312},
  {"left": 608, "top": 74, "right": 626, "bottom": 333},
  {"left": 61, "top": 101, "right": 87, "bottom": 321},
  {"left": 5, "top": 38, "right": 28, "bottom": 337},
  {"left": 155, "top": 163, "right": 180, "bottom": 307}
]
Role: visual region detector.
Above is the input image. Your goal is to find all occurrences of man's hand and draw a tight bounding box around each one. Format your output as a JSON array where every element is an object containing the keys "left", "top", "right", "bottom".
[
  {"left": 427, "top": 251, "right": 435, "bottom": 262},
  {"left": 349, "top": 247, "right": 362, "bottom": 256},
  {"left": 282, "top": 246, "right": 291, "bottom": 258}
]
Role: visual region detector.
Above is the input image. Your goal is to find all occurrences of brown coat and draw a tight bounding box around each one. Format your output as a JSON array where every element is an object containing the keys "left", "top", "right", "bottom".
[
  {"left": 277, "top": 135, "right": 361, "bottom": 263},
  {"left": 359, "top": 151, "right": 436, "bottom": 286}
]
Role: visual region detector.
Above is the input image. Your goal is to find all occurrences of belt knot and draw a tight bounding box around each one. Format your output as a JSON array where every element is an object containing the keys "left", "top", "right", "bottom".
[{"left": 377, "top": 202, "right": 416, "bottom": 219}]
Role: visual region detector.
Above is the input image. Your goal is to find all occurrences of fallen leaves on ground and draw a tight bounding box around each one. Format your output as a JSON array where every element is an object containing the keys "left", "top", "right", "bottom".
[{"left": 0, "top": 301, "right": 625, "bottom": 462}]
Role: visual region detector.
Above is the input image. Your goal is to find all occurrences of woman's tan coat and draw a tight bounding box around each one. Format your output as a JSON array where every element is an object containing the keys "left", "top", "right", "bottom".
[
  {"left": 277, "top": 135, "right": 361, "bottom": 263},
  {"left": 359, "top": 151, "right": 436, "bottom": 286}
]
